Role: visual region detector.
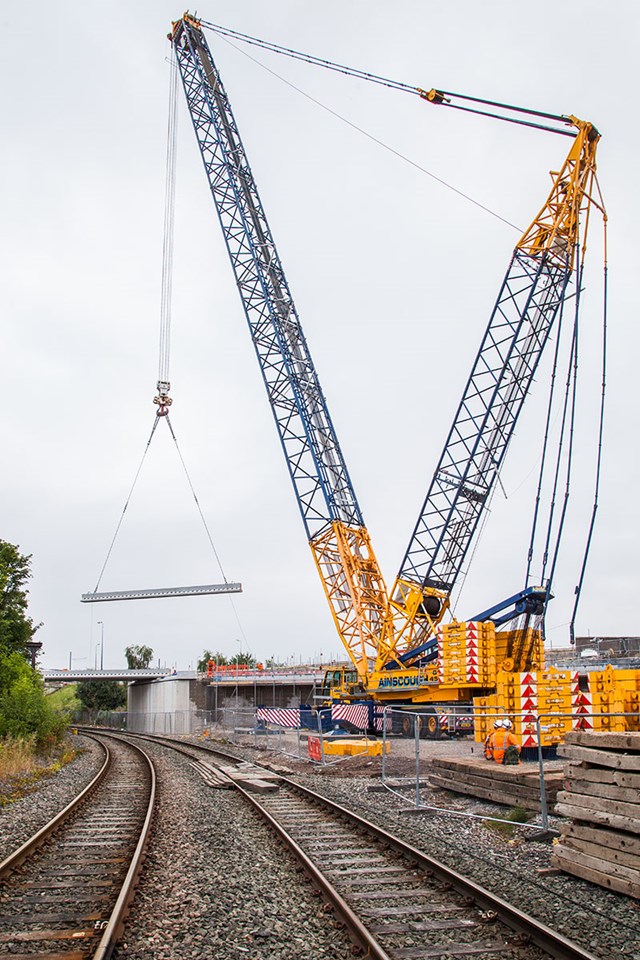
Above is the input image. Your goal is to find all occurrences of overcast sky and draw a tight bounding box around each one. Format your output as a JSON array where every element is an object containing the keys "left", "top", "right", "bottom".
[{"left": 2, "top": 1, "right": 638, "bottom": 671}]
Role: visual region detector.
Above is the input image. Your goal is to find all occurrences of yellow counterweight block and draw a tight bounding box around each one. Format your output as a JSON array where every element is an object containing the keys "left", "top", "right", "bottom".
[
  {"left": 310, "top": 522, "right": 389, "bottom": 683},
  {"left": 585, "top": 665, "right": 631, "bottom": 732},
  {"left": 474, "top": 668, "right": 574, "bottom": 748},
  {"left": 473, "top": 697, "right": 502, "bottom": 745},
  {"left": 573, "top": 667, "right": 640, "bottom": 732},
  {"left": 610, "top": 670, "right": 640, "bottom": 731},
  {"left": 436, "top": 621, "right": 496, "bottom": 688}
]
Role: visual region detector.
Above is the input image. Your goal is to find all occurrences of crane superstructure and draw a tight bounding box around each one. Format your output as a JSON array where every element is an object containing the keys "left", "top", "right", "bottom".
[{"left": 168, "top": 15, "right": 632, "bottom": 742}]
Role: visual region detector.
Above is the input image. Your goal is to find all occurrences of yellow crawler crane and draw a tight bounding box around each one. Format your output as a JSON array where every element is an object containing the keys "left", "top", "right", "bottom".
[{"left": 171, "top": 15, "right": 637, "bottom": 746}]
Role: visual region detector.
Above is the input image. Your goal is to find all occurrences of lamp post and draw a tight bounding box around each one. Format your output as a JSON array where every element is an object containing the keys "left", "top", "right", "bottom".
[
  {"left": 231, "top": 638, "right": 239, "bottom": 716},
  {"left": 69, "top": 653, "right": 88, "bottom": 670},
  {"left": 97, "top": 621, "right": 105, "bottom": 671}
]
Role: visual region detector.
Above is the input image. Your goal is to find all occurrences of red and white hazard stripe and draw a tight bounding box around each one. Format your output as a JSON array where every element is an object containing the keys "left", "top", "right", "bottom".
[
  {"left": 519, "top": 672, "right": 539, "bottom": 747},
  {"left": 466, "top": 621, "right": 478, "bottom": 683},
  {"left": 256, "top": 707, "right": 300, "bottom": 728},
  {"left": 331, "top": 703, "right": 370, "bottom": 730}
]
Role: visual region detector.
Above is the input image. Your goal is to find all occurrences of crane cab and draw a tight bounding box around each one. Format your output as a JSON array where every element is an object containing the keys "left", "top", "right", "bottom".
[{"left": 320, "top": 666, "right": 364, "bottom": 701}]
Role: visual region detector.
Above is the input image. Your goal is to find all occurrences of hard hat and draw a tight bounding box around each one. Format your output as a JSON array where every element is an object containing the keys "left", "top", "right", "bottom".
[
  {"left": 503, "top": 719, "right": 512, "bottom": 730},
  {"left": 493, "top": 719, "right": 504, "bottom": 728}
]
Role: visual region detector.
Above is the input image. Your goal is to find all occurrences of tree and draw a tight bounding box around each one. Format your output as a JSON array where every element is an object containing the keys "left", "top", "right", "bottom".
[
  {"left": 0, "top": 541, "right": 64, "bottom": 750},
  {"left": 228, "top": 652, "right": 256, "bottom": 668},
  {"left": 76, "top": 680, "right": 127, "bottom": 714},
  {"left": 197, "top": 650, "right": 228, "bottom": 672},
  {"left": 0, "top": 651, "right": 66, "bottom": 749},
  {"left": 0, "top": 540, "right": 40, "bottom": 657},
  {"left": 124, "top": 645, "right": 153, "bottom": 669}
]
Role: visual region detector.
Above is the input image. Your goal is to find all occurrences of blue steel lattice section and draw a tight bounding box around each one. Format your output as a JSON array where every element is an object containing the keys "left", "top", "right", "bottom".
[
  {"left": 399, "top": 249, "right": 570, "bottom": 592},
  {"left": 174, "top": 22, "right": 363, "bottom": 540}
]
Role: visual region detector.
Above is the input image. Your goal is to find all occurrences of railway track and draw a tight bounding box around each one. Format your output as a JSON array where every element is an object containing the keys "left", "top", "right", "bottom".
[
  {"left": 0, "top": 732, "right": 155, "bottom": 960},
  {"left": 106, "top": 730, "right": 600, "bottom": 960}
]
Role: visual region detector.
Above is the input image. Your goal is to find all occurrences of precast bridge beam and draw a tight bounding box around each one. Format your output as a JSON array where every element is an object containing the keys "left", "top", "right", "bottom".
[{"left": 81, "top": 583, "right": 242, "bottom": 603}]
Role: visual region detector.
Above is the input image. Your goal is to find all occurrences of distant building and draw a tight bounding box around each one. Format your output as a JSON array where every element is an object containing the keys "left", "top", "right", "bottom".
[{"left": 575, "top": 636, "right": 640, "bottom": 658}]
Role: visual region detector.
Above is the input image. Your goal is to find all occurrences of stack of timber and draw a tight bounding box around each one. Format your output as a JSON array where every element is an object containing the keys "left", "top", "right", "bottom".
[
  {"left": 428, "top": 757, "right": 564, "bottom": 812},
  {"left": 553, "top": 730, "right": 640, "bottom": 898}
]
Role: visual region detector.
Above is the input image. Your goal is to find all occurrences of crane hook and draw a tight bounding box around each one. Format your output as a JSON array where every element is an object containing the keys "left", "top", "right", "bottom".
[{"left": 154, "top": 380, "right": 173, "bottom": 417}]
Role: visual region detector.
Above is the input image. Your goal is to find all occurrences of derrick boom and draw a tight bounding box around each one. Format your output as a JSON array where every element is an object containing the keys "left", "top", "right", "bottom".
[
  {"left": 379, "top": 119, "right": 600, "bottom": 671},
  {"left": 171, "top": 16, "right": 388, "bottom": 679}
]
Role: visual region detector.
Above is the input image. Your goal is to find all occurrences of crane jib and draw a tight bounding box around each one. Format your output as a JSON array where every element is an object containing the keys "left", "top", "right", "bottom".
[
  {"left": 398, "top": 251, "right": 571, "bottom": 593},
  {"left": 171, "top": 17, "right": 388, "bottom": 680},
  {"left": 176, "top": 23, "right": 362, "bottom": 538}
]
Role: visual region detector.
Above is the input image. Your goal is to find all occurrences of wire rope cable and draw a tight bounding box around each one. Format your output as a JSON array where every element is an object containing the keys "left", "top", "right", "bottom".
[
  {"left": 569, "top": 215, "right": 608, "bottom": 644},
  {"left": 212, "top": 32, "right": 521, "bottom": 233},
  {"left": 539, "top": 276, "right": 581, "bottom": 594},
  {"left": 92, "top": 418, "right": 161, "bottom": 593},
  {"left": 524, "top": 277, "right": 569, "bottom": 587},
  {"left": 200, "top": 20, "right": 576, "bottom": 136},
  {"left": 158, "top": 48, "right": 179, "bottom": 387},
  {"left": 164, "top": 416, "right": 228, "bottom": 583}
]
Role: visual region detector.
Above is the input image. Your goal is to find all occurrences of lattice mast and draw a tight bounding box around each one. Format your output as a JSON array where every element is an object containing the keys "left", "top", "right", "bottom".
[
  {"left": 378, "top": 119, "right": 601, "bottom": 672},
  {"left": 170, "top": 15, "right": 388, "bottom": 679}
]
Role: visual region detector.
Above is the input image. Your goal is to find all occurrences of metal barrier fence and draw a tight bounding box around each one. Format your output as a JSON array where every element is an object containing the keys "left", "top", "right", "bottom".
[
  {"left": 97, "top": 704, "right": 638, "bottom": 821},
  {"left": 380, "top": 707, "right": 639, "bottom": 834},
  {"left": 304, "top": 711, "right": 382, "bottom": 767},
  {"left": 209, "top": 706, "right": 381, "bottom": 766}
]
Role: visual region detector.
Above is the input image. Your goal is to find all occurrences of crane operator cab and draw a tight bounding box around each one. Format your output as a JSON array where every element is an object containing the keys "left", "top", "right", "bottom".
[{"left": 320, "top": 667, "right": 364, "bottom": 702}]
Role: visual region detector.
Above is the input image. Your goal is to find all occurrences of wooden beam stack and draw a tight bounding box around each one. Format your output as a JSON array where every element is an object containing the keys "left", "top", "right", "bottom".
[
  {"left": 428, "top": 757, "right": 564, "bottom": 812},
  {"left": 553, "top": 730, "right": 640, "bottom": 898}
]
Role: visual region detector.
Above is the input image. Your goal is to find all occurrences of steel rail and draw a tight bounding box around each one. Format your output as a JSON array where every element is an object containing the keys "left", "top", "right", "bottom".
[
  {"left": 0, "top": 734, "right": 110, "bottom": 878},
  {"left": 238, "top": 784, "right": 393, "bottom": 960},
  {"left": 89, "top": 731, "right": 157, "bottom": 960},
  {"left": 0, "top": 732, "right": 156, "bottom": 960},
  {"left": 270, "top": 778, "right": 600, "bottom": 960},
  {"left": 102, "top": 729, "right": 601, "bottom": 960}
]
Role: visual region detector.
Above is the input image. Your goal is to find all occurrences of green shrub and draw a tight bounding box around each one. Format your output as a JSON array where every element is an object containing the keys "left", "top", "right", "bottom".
[{"left": 0, "top": 652, "right": 67, "bottom": 750}]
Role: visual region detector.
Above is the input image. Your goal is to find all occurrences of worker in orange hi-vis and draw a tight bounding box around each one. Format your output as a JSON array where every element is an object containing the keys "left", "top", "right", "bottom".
[
  {"left": 484, "top": 719, "right": 503, "bottom": 760},
  {"left": 487, "top": 718, "right": 521, "bottom": 764}
]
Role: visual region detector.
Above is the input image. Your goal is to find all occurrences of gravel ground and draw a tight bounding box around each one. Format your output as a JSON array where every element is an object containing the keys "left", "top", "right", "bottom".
[
  {"left": 113, "top": 739, "right": 354, "bottom": 960},
  {"left": 4, "top": 730, "right": 640, "bottom": 959},
  {"left": 0, "top": 733, "right": 104, "bottom": 862},
  {"left": 232, "top": 737, "right": 640, "bottom": 960}
]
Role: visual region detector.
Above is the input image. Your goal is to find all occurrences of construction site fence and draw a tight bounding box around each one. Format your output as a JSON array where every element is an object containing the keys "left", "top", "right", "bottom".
[
  {"left": 100, "top": 705, "right": 639, "bottom": 817},
  {"left": 380, "top": 707, "right": 640, "bottom": 833},
  {"left": 204, "top": 706, "right": 379, "bottom": 766}
]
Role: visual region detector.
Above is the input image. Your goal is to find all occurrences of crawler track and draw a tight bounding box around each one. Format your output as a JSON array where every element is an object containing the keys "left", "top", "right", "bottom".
[
  {"left": 106, "top": 730, "right": 599, "bottom": 960},
  {"left": 0, "top": 733, "right": 155, "bottom": 959}
]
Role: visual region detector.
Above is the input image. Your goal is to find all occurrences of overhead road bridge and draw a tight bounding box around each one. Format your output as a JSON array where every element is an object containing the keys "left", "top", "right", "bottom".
[{"left": 42, "top": 668, "right": 175, "bottom": 683}]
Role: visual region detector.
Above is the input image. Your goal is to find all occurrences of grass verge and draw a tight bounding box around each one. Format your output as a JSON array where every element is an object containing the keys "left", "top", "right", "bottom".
[
  {"left": 0, "top": 736, "right": 80, "bottom": 807},
  {"left": 482, "top": 804, "right": 534, "bottom": 839}
]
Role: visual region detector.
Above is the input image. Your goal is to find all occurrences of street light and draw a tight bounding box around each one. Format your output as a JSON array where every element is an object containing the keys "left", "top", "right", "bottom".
[
  {"left": 97, "top": 621, "right": 105, "bottom": 671},
  {"left": 68, "top": 653, "right": 88, "bottom": 670}
]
